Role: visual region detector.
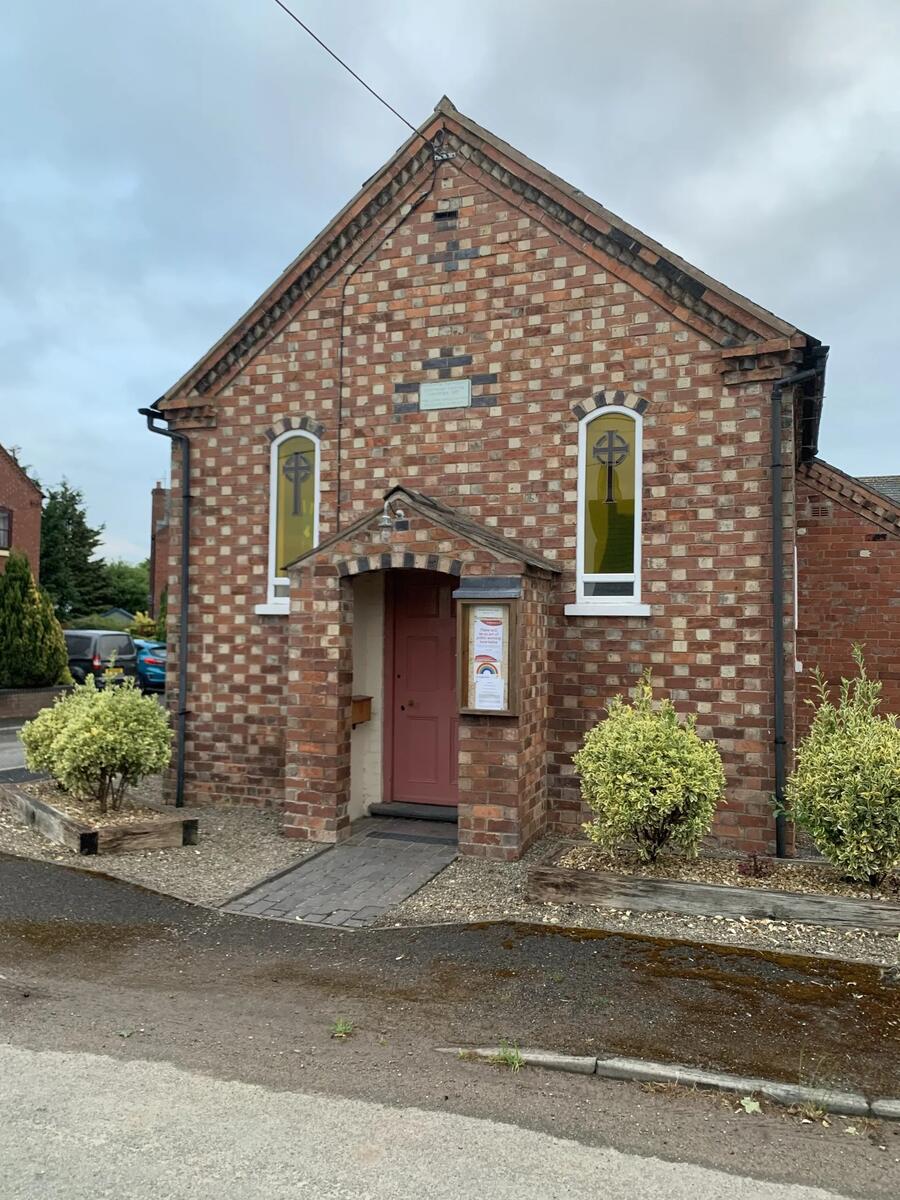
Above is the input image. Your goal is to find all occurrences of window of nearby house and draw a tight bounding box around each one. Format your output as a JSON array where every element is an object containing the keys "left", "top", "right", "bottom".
[
  {"left": 255, "top": 431, "right": 320, "bottom": 615},
  {"left": 0, "top": 508, "right": 10, "bottom": 551},
  {"left": 567, "top": 406, "right": 650, "bottom": 616}
]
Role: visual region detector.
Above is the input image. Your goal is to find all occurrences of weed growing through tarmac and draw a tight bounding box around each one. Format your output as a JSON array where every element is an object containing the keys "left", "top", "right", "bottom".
[
  {"left": 330, "top": 1018, "right": 354, "bottom": 1040},
  {"left": 639, "top": 1081, "right": 684, "bottom": 1097},
  {"left": 490, "top": 1041, "right": 525, "bottom": 1072}
]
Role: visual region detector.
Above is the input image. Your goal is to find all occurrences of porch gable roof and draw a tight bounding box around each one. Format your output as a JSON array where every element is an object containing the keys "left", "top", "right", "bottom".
[{"left": 284, "top": 486, "right": 561, "bottom": 576}]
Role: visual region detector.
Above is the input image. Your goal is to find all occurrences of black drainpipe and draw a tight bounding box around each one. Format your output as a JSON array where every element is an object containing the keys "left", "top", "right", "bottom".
[
  {"left": 770, "top": 367, "right": 819, "bottom": 857},
  {"left": 139, "top": 403, "right": 189, "bottom": 808}
]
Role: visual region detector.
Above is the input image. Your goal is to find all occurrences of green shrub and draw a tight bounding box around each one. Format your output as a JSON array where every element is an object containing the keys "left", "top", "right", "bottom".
[
  {"left": 788, "top": 648, "right": 900, "bottom": 886},
  {"left": 21, "top": 677, "right": 172, "bottom": 812},
  {"left": 63, "top": 613, "right": 131, "bottom": 631},
  {"left": 573, "top": 672, "right": 726, "bottom": 862},
  {"left": 0, "top": 551, "right": 69, "bottom": 688},
  {"left": 128, "top": 610, "right": 158, "bottom": 639},
  {"left": 155, "top": 589, "right": 168, "bottom": 642}
]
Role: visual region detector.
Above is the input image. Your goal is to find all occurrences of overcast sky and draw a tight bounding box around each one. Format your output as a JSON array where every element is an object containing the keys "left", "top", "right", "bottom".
[{"left": 3, "top": 1, "right": 899, "bottom": 562}]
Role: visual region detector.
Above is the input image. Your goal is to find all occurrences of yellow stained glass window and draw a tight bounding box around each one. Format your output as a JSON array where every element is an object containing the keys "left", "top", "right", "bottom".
[
  {"left": 275, "top": 435, "right": 316, "bottom": 573},
  {"left": 583, "top": 412, "right": 635, "bottom": 575}
]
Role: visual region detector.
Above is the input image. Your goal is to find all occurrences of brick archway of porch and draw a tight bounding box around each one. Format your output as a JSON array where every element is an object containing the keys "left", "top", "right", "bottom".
[{"left": 281, "top": 554, "right": 555, "bottom": 861}]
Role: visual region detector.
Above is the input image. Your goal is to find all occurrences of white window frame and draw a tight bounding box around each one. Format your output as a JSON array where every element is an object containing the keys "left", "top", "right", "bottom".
[
  {"left": 566, "top": 404, "right": 650, "bottom": 617},
  {"left": 254, "top": 429, "right": 320, "bottom": 616}
]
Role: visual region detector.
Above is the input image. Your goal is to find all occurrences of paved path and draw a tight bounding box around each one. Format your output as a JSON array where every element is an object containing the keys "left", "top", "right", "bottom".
[
  {"left": 223, "top": 817, "right": 457, "bottom": 926},
  {"left": 0, "top": 1044, "right": 854, "bottom": 1200}
]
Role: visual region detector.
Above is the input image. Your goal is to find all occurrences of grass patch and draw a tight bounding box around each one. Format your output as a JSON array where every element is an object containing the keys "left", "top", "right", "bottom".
[
  {"left": 330, "top": 1017, "right": 354, "bottom": 1040},
  {"left": 490, "top": 1041, "right": 525, "bottom": 1072}
]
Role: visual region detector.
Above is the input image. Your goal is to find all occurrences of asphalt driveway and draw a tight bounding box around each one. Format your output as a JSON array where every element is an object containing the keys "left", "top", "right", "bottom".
[{"left": 0, "top": 852, "right": 896, "bottom": 1097}]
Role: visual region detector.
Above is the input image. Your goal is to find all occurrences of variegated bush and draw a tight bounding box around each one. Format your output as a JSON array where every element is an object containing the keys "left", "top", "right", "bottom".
[
  {"left": 788, "top": 647, "right": 900, "bottom": 885},
  {"left": 21, "top": 677, "right": 171, "bottom": 813},
  {"left": 574, "top": 671, "right": 725, "bottom": 862}
]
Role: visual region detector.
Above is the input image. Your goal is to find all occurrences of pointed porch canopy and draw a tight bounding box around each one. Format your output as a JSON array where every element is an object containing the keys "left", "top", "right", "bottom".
[{"left": 284, "top": 486, "right": 561, "bottom": 583}]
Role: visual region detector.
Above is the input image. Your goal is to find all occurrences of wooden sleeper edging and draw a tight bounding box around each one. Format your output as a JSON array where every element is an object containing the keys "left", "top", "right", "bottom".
[
  {"left": 526, "top": 843, "right": 900, "bottom": 934},
  {"left": 0, "top": 781, "right": 198, "bottom": 856}
]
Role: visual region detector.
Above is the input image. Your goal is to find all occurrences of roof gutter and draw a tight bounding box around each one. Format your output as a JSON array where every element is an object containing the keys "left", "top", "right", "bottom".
[
  {"left": 138, "top": 402, "right": 189, "bottom": 809},
  {"left": 770, "top": 361, "right": 825, "bottom": 857}
]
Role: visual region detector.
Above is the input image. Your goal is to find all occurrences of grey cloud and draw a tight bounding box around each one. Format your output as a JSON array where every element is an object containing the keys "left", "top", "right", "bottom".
[{"left": 2, "top": 0, "right": 898, "bottom": 560}]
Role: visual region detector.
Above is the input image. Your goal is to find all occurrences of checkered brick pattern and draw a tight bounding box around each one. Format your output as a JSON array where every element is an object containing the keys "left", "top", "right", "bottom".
[{"left": 154, "top": 105, "right": 826, "bottom": 858}]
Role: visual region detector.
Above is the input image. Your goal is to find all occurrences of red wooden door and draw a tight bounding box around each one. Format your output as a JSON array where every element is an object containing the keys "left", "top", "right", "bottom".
[{"left": 385, "top": 571, "right": 458, "bottom": 806}]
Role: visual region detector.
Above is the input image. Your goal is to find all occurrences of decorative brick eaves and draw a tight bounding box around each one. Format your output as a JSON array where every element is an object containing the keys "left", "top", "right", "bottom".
[
  {"left": 800, "top": 459, "right": 900, "bottom": 539},
  {"left": 158, "top": 101, "right": 806, "bottom": 407}
]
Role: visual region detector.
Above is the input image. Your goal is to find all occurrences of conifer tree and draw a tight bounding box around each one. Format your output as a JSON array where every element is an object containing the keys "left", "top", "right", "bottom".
[
  {"left": 40, "top": 481, "right": 106, "bottom": 617},
  {"left": 0, "top": 552, "right": 68, "bottom": 687}
]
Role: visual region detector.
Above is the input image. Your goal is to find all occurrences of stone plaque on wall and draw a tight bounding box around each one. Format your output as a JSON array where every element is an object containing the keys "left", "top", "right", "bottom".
[{"left": 419, "top": 379, "right": 471, "bottom": 411}]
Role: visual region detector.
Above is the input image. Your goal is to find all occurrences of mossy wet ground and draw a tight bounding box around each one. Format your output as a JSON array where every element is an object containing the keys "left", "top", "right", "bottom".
[{"left": 1, "top": 853, "right": 897, "bottom": 1096}]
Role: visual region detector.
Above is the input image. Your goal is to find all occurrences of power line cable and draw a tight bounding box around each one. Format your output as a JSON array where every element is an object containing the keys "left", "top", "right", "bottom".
[{"left": 271, "top": 0, "right": 427, "bottom": 143}]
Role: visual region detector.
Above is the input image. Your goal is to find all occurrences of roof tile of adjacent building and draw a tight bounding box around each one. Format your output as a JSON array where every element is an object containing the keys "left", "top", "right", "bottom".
[
  {"left": 858, "top": 475, "right": 900, "bottom": 506},
  {"left": 0, "top": 443, "right": 42, "bottom": 496}
]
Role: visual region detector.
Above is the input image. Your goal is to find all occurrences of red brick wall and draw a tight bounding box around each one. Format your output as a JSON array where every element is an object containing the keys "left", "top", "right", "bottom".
[
  {"left": 796, "top": 475, "right": 900, "bottom": 734},
  {"left": 0, "top": 447, "right": 42, "bottom": 581},
  {"left": 161, "top": 152, "right": 800, "bottom": 854},
  {"left": 148, "top": 484, "right": 170, "bottom": 618}
]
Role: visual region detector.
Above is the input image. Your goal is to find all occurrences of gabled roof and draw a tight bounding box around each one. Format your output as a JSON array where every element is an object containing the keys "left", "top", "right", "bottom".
[
  {"left": 800, "top": 459, "right": 900, "bottom": 538},
  {"left": 158, "top": 97, "right": 820, "bottom": 409},
  {"left": 285, "top": 485, "right": 561, "bottom": 575},
  {"left": 0, "top": 443, "right": 42, "bottom": 497},
  {"left": 858, "top": 475, "right": 900, "bottom": 506}
]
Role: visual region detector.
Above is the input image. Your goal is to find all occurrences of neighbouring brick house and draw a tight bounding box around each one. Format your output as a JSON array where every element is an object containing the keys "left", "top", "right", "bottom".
[
  {"left": 796, "top": 461, "right": 900, "bottom": 734},
  {"left": 148, "top": 98, "right": 896, "bottom": 860},
  {"left": 0, "top": 443, "right": 42, "bottom": 580}
]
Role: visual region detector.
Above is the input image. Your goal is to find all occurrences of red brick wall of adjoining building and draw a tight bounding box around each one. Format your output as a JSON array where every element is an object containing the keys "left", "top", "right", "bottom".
[
  {"left": 0, "top": 446, "right": 42, "bottom": 580},
  {"left": 148, "top": 484, "right": 170, "bottom": 618},
  {"left": 796, "top": 469, "right": 900, "bottom": 736},
  {"left": 155, "top": 99, "right": 824, "bottom": 857}
]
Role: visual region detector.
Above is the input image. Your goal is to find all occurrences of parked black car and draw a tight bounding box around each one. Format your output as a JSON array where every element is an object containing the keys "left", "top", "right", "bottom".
[{"left": 64, "top": 630, "right": 138, "bottom": 686}]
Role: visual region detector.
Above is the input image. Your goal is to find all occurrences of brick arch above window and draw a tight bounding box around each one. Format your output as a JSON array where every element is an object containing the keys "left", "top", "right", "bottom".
[
  {"left": 263, "top": 414, "right": 325, "bottom": 443},
  {"left": 570, "top": 390, "right": 649, "bottom": 423}
]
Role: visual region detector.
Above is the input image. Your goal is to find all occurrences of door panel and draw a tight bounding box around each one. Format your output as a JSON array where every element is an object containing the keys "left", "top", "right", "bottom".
[{"left": 386, "top": 572, "right": 458, "bottom": 805}]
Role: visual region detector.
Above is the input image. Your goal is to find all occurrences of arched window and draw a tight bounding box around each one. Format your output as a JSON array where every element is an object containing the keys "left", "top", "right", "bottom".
[
  {"left": 568, "top": 406, "right": 649, "bottom": 616},
  {"left": 256, "top": 431, "right": 320, "bottom": 614}
]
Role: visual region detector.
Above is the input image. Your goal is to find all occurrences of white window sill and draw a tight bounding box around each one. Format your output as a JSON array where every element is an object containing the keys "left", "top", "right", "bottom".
[
  {"left": 565, "top": 603, "right": 652, "bottom": 618},
  {"left": 254, "top": 602, "right": 289, "bottom": 616}
]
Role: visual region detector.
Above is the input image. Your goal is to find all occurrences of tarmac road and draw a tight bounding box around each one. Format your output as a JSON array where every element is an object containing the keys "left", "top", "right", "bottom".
[
  {"left": 0, "top": 721, "right": 25, "bottom": 774},
  {"left": 0, "top": 1041, "right": 861, "bottom": 1200},
  {"left": 0, "top": 854, "right": 898, "bottom": 1198}
]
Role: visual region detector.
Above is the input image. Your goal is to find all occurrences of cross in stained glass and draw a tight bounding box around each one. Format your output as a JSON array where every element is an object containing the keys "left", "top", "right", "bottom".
[
  {"left": 282, "top": 451, "right": 312, "bottom": 516},
  {"left": 592, "top": 429, "right": 630, "bottom": 503}
]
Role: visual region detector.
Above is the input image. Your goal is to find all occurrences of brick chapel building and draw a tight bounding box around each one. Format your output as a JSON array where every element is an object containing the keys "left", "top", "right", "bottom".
[
  {"left": 0, "top": 442, "right": 42, "bottom": 580},
  {"left": 147, "top": 99, "right": 899, "bottom": 859}
]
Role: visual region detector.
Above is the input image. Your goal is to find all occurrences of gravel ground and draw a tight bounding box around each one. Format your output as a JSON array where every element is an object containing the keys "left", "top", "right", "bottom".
[
  {"left": 376, "top": 836, "right": 900, "bottom": 968},
  {"left": 0, "top": 775, "right": 315, "bottom": 906}
]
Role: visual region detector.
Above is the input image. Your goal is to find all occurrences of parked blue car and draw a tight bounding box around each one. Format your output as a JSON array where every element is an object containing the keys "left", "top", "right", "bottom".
[{"left": 134, "top": 639, "right": 167, "bottom": 693}]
